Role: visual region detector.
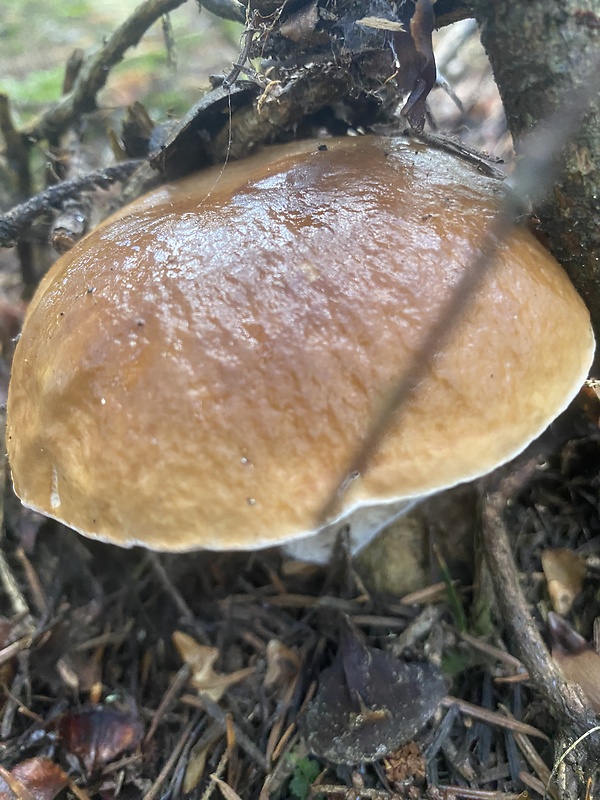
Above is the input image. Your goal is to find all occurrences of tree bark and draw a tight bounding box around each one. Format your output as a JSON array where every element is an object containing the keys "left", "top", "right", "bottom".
[{"left": 472, "top": 0, "right": 600, "bottom": 345}]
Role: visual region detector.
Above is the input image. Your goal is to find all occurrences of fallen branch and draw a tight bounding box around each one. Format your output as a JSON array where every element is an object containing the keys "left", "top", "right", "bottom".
[
  {"left": 0, "top": 160, "right": 142, "bottom": 248},
  {"left": 23, "top": 0, "right": 190, "bottom": 144}
]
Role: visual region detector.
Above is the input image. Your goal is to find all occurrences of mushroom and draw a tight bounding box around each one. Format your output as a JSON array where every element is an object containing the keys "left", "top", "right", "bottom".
[{"left": 6, "top": 136, "right": 595, "bottom": 560}]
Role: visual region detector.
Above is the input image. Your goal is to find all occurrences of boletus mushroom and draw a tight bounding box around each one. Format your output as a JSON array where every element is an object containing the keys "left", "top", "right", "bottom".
[{"left": 6, "top": 136, "right": 595, "bottom": 558}]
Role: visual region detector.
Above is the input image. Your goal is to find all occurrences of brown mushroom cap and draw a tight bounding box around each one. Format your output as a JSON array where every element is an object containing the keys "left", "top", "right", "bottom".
[{"left": 6, "top": 136, "right": 595, "bottom": 551}]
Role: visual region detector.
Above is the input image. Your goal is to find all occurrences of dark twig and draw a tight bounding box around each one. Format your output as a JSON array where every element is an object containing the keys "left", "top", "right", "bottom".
[
  {"left": 62, "top": 49, "right": 85, "bottom": 95},
  {"left": 142, "top": 714, "right": 200, "bottom": 800},
  {"left": 223, "top": 14, "right": 260, "bottom": 88},
  {"left": 181, "top": 693, "right": 269, "bottom": 770},
  {"left": 147, "top": 553, "right": 210, "bottom": 644},
  {"left": 409, "top": 128, "right": 505, "bottom": 179},
  {"left": 0, "top": 160, "right": 141, "bottom": 248},
  {"left": 309, "top": 786, "right": 404, "bottom": 799}
]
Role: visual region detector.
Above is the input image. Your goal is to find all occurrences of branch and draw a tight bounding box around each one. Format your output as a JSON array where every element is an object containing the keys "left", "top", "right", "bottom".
[
  {"left": 23, "top": 0, "right": 189, "bottom": 144},
  {"left": 0, "top": 160, "right": 142, "bottom": 248}
]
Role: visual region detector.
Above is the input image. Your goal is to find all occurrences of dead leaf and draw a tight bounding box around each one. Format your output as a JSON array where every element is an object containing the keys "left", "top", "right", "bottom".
[
  {"left": 264, "top": 640, "right": 301, "bottom": 689},
  {"left": 0, "top": 758, "right": 68, "bottom": 800},
  {"left": 58, "top": 703, "right": 143, "bottom": 774},
  {"left": 279, "top": 2, "right": 322, "bottom": 44},
  {"left": 173, "top": 632, "right": 254, "bottom": 702},
  {"left": 541, "top": 549, "right": 586, "bottom": 615},
  {"left": 580, "top": 380, "right": 600, "bottom": 426},
  {"left": 397, "top": 0, "right": 436, "bottom": 129},
  {"left": 305, "top": 625, "right": 446, "bottom": 764},
  {"left": 183, "top": 744, "right": 209, "bottom": 795}
]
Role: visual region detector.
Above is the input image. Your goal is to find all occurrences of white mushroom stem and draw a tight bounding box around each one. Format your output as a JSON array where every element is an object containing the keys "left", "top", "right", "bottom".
[{"left": 282, "top": 499, "right": 418, "bottom": 562}]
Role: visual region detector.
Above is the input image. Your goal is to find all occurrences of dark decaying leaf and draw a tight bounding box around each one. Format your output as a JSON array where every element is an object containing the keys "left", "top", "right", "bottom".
[
  {"left": 148, "top": 82, "right": 259, "bottom": 177},
  {"left": 150, "top": 0, "right": 436, "bottom": 175},
  {"left": 305, "top": 627, "right": 446, "bottom": 764},
  {"left": 57, "top": 703, "right": 144, "bottom": 774},
  {"left": 0, "top": 758, "right": 68, "bottom": 800}
]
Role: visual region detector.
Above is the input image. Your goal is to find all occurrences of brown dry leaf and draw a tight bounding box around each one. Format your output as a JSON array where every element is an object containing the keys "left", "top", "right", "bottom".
[
  {"left": 541, "top": 549, "right": 586, "bottom": 615},
  {"left": 399, "top": 0, "right": 436, "bottom": 129},
  {"left": 264, "top": 640, "right": 301, "bottom": 689},
  {"left": 279, "top": 1, "right": 321, "bottom": 44},
  {"left": 58, "top": 704, "right": 143, "bottom": 774},
  {"left": 0, "top": 758, "right": 68, "bottom": 800},
  {"left": 580, "top": 379, "right": 600, "bottom": 426},
  {"left": 173, "top": 632, "right": 254, "bottom": 702},
  {"left": 549, "top": 612, "right": 600, "bottom": 712}
]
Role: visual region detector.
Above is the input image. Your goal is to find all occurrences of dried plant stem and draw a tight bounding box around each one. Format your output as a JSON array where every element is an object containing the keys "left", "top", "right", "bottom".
[
  {"left": 146, "top": 552, "right": 210, "bottom": 644},
  {"left": 143, "top": 715, "right": 199, "bottom": 800},
  {"left": 0, "top": 95, "right": 31, "bottom": 197},
  {"left": 181, "top": 693, "right": 268, "bottom": 770},
  {"left": 481, "top": 456, "right": 600, "bottom": 774}
]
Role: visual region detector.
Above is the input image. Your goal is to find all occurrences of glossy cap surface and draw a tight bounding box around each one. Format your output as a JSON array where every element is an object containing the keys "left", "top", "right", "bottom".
[{"left": 7, "top": 136, "right": 595, "bottom": 549}]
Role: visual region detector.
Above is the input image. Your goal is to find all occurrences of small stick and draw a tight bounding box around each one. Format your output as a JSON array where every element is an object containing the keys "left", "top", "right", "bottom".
[
  {"left": 142, "top": 715, "right": 199, "bottom": 800},
  {"left": 147, "top": 553, "right": 210, "bottom": 644},
  {"left": 181, "top": 693, "right": 268, "bottom": 770},
  {"left": 144, "top": 663, "right": 192, "bottom": 745}
]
